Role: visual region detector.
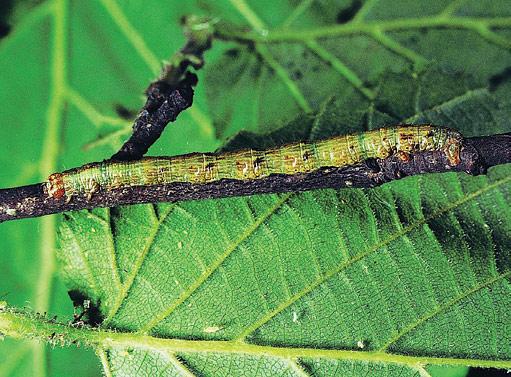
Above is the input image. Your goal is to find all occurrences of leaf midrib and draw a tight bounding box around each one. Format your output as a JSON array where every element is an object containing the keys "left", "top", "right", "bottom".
[{"left": 3, "top": 308, "right": 511, "bottom": 370}]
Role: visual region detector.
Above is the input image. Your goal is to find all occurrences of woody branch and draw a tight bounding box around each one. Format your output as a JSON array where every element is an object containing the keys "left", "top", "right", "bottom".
[{"left": 0, "top": 132, "right": 509, "bottom": 223}]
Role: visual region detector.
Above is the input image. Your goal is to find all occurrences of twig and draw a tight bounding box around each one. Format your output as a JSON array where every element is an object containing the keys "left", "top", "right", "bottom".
[
  {"left": 111, "top": 15, "right": 214, "bottom": 161},
  {"left": 0, "top": 133, "right": 509, "bottom": 223}
]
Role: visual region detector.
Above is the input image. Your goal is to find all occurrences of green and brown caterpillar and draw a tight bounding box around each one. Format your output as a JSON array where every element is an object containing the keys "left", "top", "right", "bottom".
[{"left": 45, "top": 125, "right": 462, "bottom": 201}]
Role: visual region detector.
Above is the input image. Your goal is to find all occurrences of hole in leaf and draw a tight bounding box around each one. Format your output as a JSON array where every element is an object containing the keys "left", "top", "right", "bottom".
[{"left": 68, "top": 289, "right": 104, "bottom": 327}]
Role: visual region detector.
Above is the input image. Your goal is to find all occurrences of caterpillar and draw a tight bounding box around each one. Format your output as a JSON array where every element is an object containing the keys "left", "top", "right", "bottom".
[{"left": 45, "top": 125, "right": 462, "bottom": 202}]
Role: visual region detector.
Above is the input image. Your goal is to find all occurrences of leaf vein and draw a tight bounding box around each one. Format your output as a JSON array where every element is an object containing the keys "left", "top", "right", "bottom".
[
  {"left": 167, "top": 353, "right": 198, "bottom": 377},
  {"left": 305, "top": 39, "right": 375, "bottom": 99},
  {"left": 352, "top": 0, "right": 379, "bottom": 24},
  {"left": 63, "top": 219, "right": 100, "bottom": 298},
  {"left": 236, "top": 174, "right": 511, "bottom": 339},
  {"left": 255, "top": 43, "right": 313, "bottom": 113},
  {"left": 5, "top": 309, "right": 511, "bottom": 369},
  {"left": 370, "top": 29, "right": 429, "bottom": 68},
  {"left": 223, "top": 17, "right": 511, "bottom": 43},
  {"left": 379, "top": 270, "right": 511, "bottom": 351},
  {"left": 103, "top": 206, "right": 174, "bottom": 326},
  {"left": 439, "top": 0, "right": 467, "bottom": 18},
  {"left": 404, "top": 88, "right": 488, "bottom": 123},
  {"left": 138, "top": 194, "right": 293, "bottom": 334},
  {"left": 98, "top": 0, "right": 215, "bottom": 135},
  {"left": 98, "top": 0, "right": 160, "bottom": 73},
  {"left": 66, "top": 87, "right": 131, "bottom": 128},
  {"left": 98, "top": 349, "right": 113, "bottom": 377}
]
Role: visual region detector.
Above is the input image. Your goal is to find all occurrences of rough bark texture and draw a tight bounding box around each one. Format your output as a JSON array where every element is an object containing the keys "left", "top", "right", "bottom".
[
  {"left": 0, "top": 133, "right": 509, "bottom": 223},
  {"left": 110, "top": 72, "right": 197, "bottom": 161},
  {"left": 110, "top": 15, "right": 212, "bottom": 161}
]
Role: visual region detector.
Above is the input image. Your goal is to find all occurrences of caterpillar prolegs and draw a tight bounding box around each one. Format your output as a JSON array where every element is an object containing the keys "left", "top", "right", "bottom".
[{"left": 45, "top": 125, "right": 463, "bottom": 202}]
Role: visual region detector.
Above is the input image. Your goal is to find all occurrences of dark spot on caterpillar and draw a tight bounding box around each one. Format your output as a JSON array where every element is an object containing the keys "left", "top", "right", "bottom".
[
  {"left": 67, "top": 290, "right": 104, "bottom": 326},
  {"left": 336, "top": 0, "right": 363, "bottom": 24},
  {"left": 224, "top": 48, "right": 239, "bottom": 58},
  {"left": 397, "top": 151, "right": 411, "bottom": 162},
  {"left": 205, "top": 162, "right": 215, "bottom": 171},
  {"left": 253, "top": 157, "right": 265, "bottom": 167},
  {"left": 114, "top": 104, "right": 137, "bottom": 120},
  {"left": 489, "top": 66, "right": 511, "bottom": 92},
  {"left": 302, "top": 151, "right": 310, "bottom": 161}
]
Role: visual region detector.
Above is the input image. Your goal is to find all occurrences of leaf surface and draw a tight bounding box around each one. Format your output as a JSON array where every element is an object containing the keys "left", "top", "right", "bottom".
[
  {"left": 1, "top": 0, "right": 511, "bottom": 376},
  {"left": 206, "top": 0, "right": 511, "bottom": 138},
  {"left": 0, "top": 2, "right": 101, "bottom": 375},
  {"left": 58, "top": 67, "right": 511, "bottom": 376},
  {"left": 0, "top": 0, "right": 216, "bottom": 375}
]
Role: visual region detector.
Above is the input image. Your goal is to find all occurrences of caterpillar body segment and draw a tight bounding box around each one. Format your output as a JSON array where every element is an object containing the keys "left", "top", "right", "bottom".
[{"left": 45, "top": 125, "right": 463, "bottom": 201}]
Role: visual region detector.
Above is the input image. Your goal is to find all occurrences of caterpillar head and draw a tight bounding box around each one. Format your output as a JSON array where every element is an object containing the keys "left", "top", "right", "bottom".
[{"left": 46, "top": 173, "right": 65, "bottom": 199}]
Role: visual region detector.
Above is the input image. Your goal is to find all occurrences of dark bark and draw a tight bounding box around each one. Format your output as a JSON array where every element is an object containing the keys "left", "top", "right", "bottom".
[
  {"left": 110, "top": 72, "right": 197, "bottom": 161},
  {"left": 0, "top": 133, "right": 509, "bottom": 223},
  {"left": 111, "top": 16, "right": 213, "bottom": 161}
]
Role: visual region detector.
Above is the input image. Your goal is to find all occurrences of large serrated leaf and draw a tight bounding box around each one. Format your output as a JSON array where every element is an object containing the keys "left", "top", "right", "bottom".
[
  {"left": 58, "top": 68, "right": 511, "bottom": 376},
  {"left": 1, "top": 0, "right": 511, "bottom": 376},
  {"left": 0, "top": 0, "right": 216, "bottom": 375},
  {"left": 206, "top": 0, "right": 511, "bottom": 138}
]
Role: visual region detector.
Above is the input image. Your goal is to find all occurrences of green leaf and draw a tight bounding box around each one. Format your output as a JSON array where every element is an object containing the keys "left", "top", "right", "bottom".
[
  {"left": 55, "top": 66, "right": 511, "bottom": 376},
  {"left": 2, "top": 0, "right": 511, "bottom": 376},
  {"left": 207, "top": 0, "right": 511, "bottom": 138},
  {"left": 0, "top": 2, "right": 101, "bottom": 375},
  {"left": 0, "top": 0, "right": 217, "bottom": 375}
]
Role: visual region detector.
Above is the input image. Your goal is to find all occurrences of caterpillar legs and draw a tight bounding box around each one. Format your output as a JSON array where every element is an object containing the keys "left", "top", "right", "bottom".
[
  {"left": 63, "top": 178, "right": 100, "bottom": 203},
  {"left": 83, "top": 178, "right": 100, "bottom": 201}
]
